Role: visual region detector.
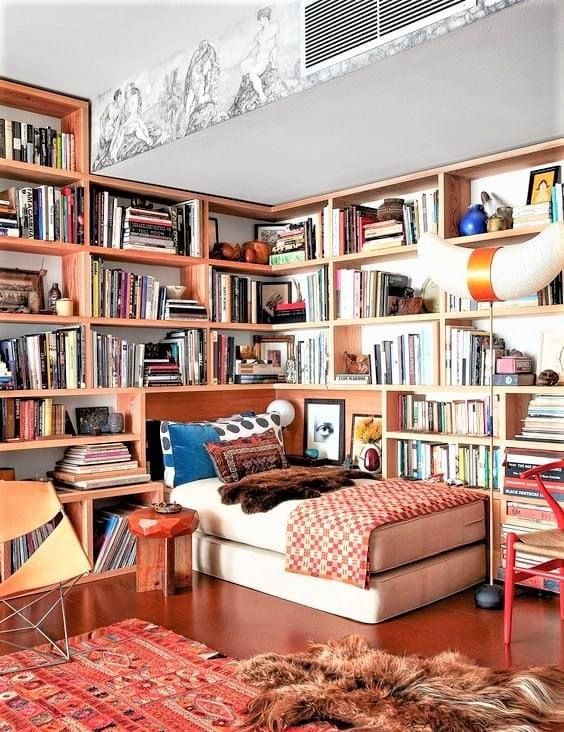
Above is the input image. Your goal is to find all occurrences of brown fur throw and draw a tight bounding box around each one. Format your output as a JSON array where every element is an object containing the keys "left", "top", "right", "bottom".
[
  {"left": 219, "top": 466, "right": 373, "bottom": 513},
  {"left": 238, "top": 635, "right": 564, "bottom": 731}
]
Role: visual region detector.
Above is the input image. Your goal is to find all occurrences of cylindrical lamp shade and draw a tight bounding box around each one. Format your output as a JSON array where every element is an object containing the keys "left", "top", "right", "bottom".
[
  {"left": 266, "top": 399, "right": 295, "bottom": 428},
  {"left": 417, "top": 223, "right": 564, "bottom": 301}
]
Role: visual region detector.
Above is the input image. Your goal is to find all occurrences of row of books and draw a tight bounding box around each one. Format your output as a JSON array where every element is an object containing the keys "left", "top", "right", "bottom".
[
  {"left": 91, "top": 189, "right": 202, "bottom": 256},
  {"left": 396, "top": 439, "right": 501, "bottom": 488},
  {"left": 369, "top": 332, "right": 433, "bottom": 385},
  {"left": 0, "top": 326, "right": 85, "bottom": 391},
  {"left": 91, "top": 260, "right": 206, "bottom": 320},
  {"left": 551, "top": 182, "right": 564, "bottom": 223},
  {"left": 92, "top": 330, "right": 207, "bottom": 388},
  {"left": 0, "top": 398, "right": 67, "bottom": 442},
  {"left": 93, "top": 504, "right": 140, "bottom": 573},
  {"left": 396, "top": 395, "right": 491, "bottom": 436},
  {"left": 446, "top": 293, "right": 540, "bottom": 312},
  {"left": 213, "top": 335, "right": 283, "bottom": 385},
  {"left": 50, "top": 442, "right": 150, "bottom": 491},
  {"left": 269, "top": 217, "right": 321, "bottom": 264},
  {"left": 331, "top": 191, "right": 438, "bottom": 255},
  {"left": 335, "top": 269, "right": 410, "bottom": 319},
  {"left": 210, "top": 271, "right": 261, "bottom": 324},
  {"left": 538, "top": 270, "right": 563, "bottom": 306},
  {"left": 514, "top": 395, "right": 564, "bottom": 443},
  {"left": 512, "top": 201, "right": 552, "bottom": 228},
  {"left": 0, "top": 184, "right": 84, "bottom": 242},
  {"left": 294, "top": 331, "right": 329, "bottom": 385},
  {"left": 444, "top": 326, "right": 505, "bottom": 386},
  {"left": 10, "top": 513, "right": 60, "bottom": 573},
  {"left": 0, "top": 118, "right": 75, "bottom": 170},
  {"left": 299, "top": 266, "right": 329, "bottom": 322}
]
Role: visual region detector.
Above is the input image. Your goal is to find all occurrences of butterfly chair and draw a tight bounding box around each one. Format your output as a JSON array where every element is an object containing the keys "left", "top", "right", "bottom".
[
  {"left": 504, "top": 460, "right": 564, "bottom": 644},
  {"left": 0, "top": 480, "right": 91, "bottom": 671}
]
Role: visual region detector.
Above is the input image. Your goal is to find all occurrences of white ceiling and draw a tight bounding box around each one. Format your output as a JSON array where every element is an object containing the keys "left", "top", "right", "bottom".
[{"left": 1, "top": 0, "right": 563, "bottom": 205}]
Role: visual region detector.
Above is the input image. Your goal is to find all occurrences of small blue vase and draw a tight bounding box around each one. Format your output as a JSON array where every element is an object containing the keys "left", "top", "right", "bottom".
[{"left": 459, "top": 204, "right": 488, "bottom": 236}]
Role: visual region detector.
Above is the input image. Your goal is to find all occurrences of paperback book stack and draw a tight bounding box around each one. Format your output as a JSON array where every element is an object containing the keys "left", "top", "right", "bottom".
[
  {"left": 0, "top": 187, "right": 18, "bottom": 237},
  {"left": 514, "top": 395, "right": 564, "bottom": 443},
  {"left": 165, "top": 299, "right": 207, "bottom": 321},
  {"left": 0, "top": 118, "right": 75, "bottom": 169},
  {"left": 234, "top": 358, "right": 283, "bottom": 385},
  {"left": 143, "top": 343, "right": 182, "bottom": 387},
  {"left": 362, "top": 220, "right": 405, "bottom": 249},
  {"left": 272, "top": 301, "right": 306, "bottom": 324},
  {"left": 49, "top": 442, "right": 150, "bottom": 491},
  {"left": 503, "top": 448, "right": 564, "bottom": 500},
  {"left": 0, "top": 398, "right": 67, "bottom": 442},
  {"left": 93, "top": 502, "right": 141, "bottom": 573},
  {"left": 512, "top": 202, "right": 552, "bottom": 228},
  {"left": 122, "top": 206, "right": 175, "bottom": 253}
]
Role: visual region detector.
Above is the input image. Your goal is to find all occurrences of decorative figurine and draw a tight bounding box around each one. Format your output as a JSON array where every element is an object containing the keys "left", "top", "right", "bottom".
[{"left": 459, "top": 204, "right": 488, "bottom": 236}]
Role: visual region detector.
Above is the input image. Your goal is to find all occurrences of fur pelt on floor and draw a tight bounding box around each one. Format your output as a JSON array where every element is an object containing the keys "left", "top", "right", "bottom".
[
  {"left": 219, "top": 466, "right": 373, "bottom": 513},
  {"left": 237, "top": 635, "right": 564, "bottom": 731}
]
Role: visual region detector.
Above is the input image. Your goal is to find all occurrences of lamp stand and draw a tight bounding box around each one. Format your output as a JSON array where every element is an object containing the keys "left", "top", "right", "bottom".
[{"left": 474, "top": 302, "right": 504, "bottom": 610}]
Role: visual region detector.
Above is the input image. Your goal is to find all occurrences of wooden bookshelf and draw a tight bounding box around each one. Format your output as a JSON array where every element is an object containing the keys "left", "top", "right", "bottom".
[{"left": 1, "top": 78, "right": 563, "bottom": 586}]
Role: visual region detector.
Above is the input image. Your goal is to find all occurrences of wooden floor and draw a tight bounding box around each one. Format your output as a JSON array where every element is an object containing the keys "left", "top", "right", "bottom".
[{"left": 6, "top": 572, "right": 561, "bottom": 670}]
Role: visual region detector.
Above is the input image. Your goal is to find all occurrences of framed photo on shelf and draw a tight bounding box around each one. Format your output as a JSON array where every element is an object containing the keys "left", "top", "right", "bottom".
[
  {"left": 76, "top": 406, "right": 109, "bottom": 435},
  {"left": 0, "top": 267, "right": 46, "bottom": 313},
  {"left": 539, "top": 330, "right": 564, "bottom": 384},
  {"left": 254, "top": 223, "right": 290, "bottom": 247},
  {"left": 350, "top": 414, "right": 382, "bottom": 474},
  {"left": 208, "top": 217, "right": 219, "bottom": 253},
  {"left": 303, "top": 398, "right": 345, "bottom": 463},
  {"left": 259, "top": 280, "right": 292, "bottom": 322},
  {"left": 526, "top": 166, "right": 561, "bottom": 205},
  {"left": 253, "top": 334, "right": 294, "bottom": 371}
]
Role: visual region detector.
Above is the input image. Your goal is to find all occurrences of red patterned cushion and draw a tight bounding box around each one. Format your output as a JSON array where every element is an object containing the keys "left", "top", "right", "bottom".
[{"left": 204, "top": 429, "right": 288, "bottom": 483}]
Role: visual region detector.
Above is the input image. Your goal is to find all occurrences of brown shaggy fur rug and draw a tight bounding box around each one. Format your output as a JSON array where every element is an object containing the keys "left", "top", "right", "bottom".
[
  {"left": 219, "top": 466, "right": 373, "bottom": 513},
  {"left": 237, "top": 635, "right": 564, "bottom": 731}
]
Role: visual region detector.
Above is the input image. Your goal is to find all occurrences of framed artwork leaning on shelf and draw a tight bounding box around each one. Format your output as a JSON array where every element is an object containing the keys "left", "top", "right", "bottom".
[
  {"left": 526, "top": 166, "right": 561, "bottom": 205},
  {"left": 303, "top": 398, "right": 345, "bottom": 463},
  {"left": 350, "top": 414, "right": 382, "bottom": 474}
]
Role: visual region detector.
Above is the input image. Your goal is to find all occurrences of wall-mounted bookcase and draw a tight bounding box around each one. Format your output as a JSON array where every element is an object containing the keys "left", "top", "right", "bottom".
[{"left": 1, "top": 79, "right": 563, "bottom": 588}]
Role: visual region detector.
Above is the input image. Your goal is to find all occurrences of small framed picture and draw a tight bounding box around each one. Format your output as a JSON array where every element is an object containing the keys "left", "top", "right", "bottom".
[
  {"left": 255, "top": 223, "right": 290, "bottom": 247},
  {"left": 350, "top": 414, "right": 382, "bottom": 474},
  {"left": 526, "top": 166, "right": 561, "bottom": 205},
  {"left": 539, "top": 330, "right": 564, "bottom": 384},
  {"left": 253, "top": 334, "right": 294, "bottom": 372},
  {"left": 208, "top": 217, "right": 219, "bottom": 253},
  {"left": 259, "top": 280, "right": 292, "bottom": 322},
  {"left": 76, "top": 406, "right": 109, "bottom": 435},
  {"left": 303, "top": 398, "right": 345, "bottom": 463}
]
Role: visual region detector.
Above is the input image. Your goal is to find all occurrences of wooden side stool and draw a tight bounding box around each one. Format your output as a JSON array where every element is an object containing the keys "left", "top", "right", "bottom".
[{"left": 128, "top": 507, "right": 199, "bottom": 596}]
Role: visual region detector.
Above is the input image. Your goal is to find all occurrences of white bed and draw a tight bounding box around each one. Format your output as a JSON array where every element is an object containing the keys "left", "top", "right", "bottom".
[{"left": 171, "top": 478, "right": 486, "bottom": 623}]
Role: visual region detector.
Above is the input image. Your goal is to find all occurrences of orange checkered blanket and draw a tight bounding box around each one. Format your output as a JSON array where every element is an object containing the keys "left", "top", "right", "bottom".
[{"left": 285, "top": 478, "right": 485, "bottom": 588}]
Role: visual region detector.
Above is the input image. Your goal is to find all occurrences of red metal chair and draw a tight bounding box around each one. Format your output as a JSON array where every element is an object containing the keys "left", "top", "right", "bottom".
[{"left": 504, "top": 460, "right": 564, "bottom": 644}]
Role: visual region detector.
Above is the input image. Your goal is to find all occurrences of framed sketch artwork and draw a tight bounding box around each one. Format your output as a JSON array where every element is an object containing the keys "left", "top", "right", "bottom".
[{"left": 303, "top": 398, "right": 345, "bottom": 463}]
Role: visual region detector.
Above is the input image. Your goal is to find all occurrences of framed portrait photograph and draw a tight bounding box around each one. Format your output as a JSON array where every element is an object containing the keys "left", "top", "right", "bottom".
[
  {"left": 76, "top": 406, "right": 109, "bottom": 435},
  {"left": 539, "top": 330, "right": 564, "bottom": 384},
  {"left": 526, "top": 165, "right": 561, "bottom": 205},
  {"left": 303, "top": 398, "right": 345, "bottom": 463},
  {"left": 350, "top": 414, "right": 382, "bottom": 474},
  {"left": 254, "top": 223, "right": 290, "bottom": 248},
  {"left": 253, "top": 334, "right": 294, "bottom": 372},
  {"left": 208, "top": 217, "right": 219, "bottom": 253},
  {"left": 259, "top": 280, "right": 292, "bottom": 322}
]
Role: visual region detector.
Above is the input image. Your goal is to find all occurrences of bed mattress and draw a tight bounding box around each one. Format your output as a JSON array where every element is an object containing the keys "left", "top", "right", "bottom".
[
  {"left": 192, "top": 532, "right": 486, "bottom": 623},
  {"left": 172, "top": 478, "right": 485, "bottom": 573}
]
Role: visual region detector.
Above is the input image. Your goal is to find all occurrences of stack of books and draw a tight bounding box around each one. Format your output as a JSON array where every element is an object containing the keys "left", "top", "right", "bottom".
[
  {"left": 143, "top": 343, "right": 182, "bottom": 387},
  {"left": 122, "top": 206, "right": 174, "bottom": 253},
  {"left": 49, "top": 442, "right": 150, "bottom": 491},
  {"left": 335, "top": 269, "right": 410, "bottom": 319},
  {"left": 268, "top": 217, "right": 321, "bottom": 264},
  {"left": 0, "top": 187, "right": 18, "bottom": 237},
  {"left": 362, "top": 220, "right": 405, "bottom": 249},
  {"left": 0, "top": 398, "right": 68, "bottom": 441},
  {"left": 514, "top": 395, "right": 564, "bottom": 443},
  {"left": 162, "top": 329, "right": 207, "bottom": 385},
  {"left": 0, "top": 118, "right": 75, "bottom": 169},
  {"left": 503, "top": 448, "right": 563, "bottom": 500},
  {"left": 512, "top": 202, "right": 552, "bottom": 228},
  {"left": 272, "top": 301, "right": 306, "bottom": 324},
  {"left": 234, "top": 358, "right": 283, "bottom": 385},
  {"left": 164, "top": 299, "right": 207, "bottom": 320}
]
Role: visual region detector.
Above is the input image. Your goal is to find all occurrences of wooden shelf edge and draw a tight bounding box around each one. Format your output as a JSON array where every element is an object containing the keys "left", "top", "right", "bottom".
[
  {"left": 0, "top": 432, "right": 140, "bottom": 452},
  {"left": 447, "top": 226, "right": 544, "bottom": 246},
  {"left": 0, "top": 237, "right": 84, "bottom": 255},
  {"left": 385, "top": 430, "right": 496, "bottom": 445},
  {"left": 58, "top": 480, "right": 163, "bottom": 503},
  {"left": 0, "top": 158, "right": 84, "bottom": 184}
]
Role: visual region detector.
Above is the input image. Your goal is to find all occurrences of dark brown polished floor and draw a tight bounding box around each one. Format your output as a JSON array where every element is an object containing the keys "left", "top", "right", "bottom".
[{"left": 9, "top": 572, "right": 560, "bottom": 670}]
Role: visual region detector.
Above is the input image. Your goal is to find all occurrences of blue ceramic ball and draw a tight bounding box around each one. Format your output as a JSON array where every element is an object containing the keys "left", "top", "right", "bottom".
[{"left": 459, "top": 204, "right": 488, "bottom": 236}]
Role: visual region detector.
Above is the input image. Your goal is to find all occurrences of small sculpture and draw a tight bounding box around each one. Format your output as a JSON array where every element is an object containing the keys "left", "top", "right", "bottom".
[
  {"left": 345, "top": 352, "right": 370, "bottom": 374},
  {"left": 537, "top": 369, "right": 559, "bottom": 386}
]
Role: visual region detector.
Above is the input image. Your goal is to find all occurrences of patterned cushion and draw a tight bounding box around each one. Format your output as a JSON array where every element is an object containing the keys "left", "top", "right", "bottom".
[
  {"left": 204, "top": 429, "right": 288, "bottom": 483},
  {"left": 160, "top": 412, "right": 282, "bottom": 487}
]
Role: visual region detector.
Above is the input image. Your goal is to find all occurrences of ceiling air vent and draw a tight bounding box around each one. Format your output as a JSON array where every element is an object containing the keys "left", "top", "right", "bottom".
[{"left": 303, "top": 0, "right": 476, "bottom": 74}]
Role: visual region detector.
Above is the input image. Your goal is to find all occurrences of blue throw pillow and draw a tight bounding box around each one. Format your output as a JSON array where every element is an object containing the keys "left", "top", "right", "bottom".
[{"left": 166, "top": 423, "right": 220, "bottom": 487}]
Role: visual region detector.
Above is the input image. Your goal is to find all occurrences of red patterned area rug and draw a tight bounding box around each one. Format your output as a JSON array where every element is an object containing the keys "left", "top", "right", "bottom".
[{"left": 0, "top": 618, "right": 334, "bottom": 731}]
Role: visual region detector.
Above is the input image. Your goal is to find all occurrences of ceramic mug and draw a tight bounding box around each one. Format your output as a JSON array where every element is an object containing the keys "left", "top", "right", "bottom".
[{"left": 55, "top": 298, "right": 73, "bottom": 316}]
